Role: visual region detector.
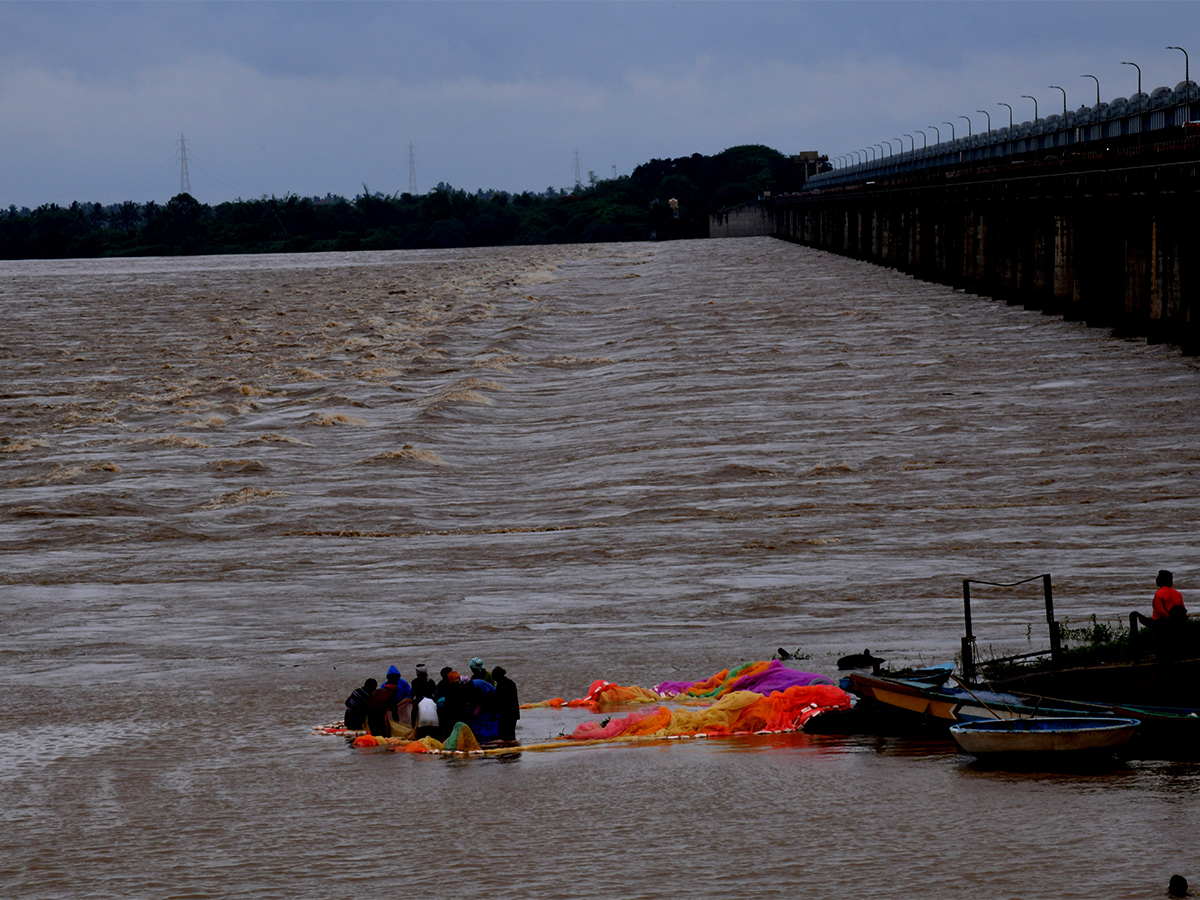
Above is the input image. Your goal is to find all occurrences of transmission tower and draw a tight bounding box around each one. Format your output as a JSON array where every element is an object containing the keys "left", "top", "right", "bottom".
[
  {"left": 177, "top": 133, "right": 191, "bottom": 195},
  {"left": 407, "top": 142, "right": 417, "bottom": 194},
  {"left": 573, "top": 149, "right": 581, "bottom": 186}
]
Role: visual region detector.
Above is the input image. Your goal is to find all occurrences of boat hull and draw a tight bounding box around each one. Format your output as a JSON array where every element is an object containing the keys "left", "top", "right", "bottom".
[
  {"left": 848, "top": 672, "right": 1086, "bottom": 724},
  {"left": 949, "top": 717, "right": 1140, "bottom": 755}
]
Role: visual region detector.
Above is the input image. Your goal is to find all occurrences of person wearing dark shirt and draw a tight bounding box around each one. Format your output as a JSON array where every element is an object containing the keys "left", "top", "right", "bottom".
[
  {"left": 493, "top": 666, "right": 520, "bottom": 743},
  {"left": 468, "top": 676, "right": 498, "bottom": 743},
  {"left": 435, "top": 669, "right": 471, "bottom": 738},
  {"left": 343, "top": 678, "right": 376, "bottom": 731},
  {"left": 410, "top": 663, "right": 436, "bottom": 701}
]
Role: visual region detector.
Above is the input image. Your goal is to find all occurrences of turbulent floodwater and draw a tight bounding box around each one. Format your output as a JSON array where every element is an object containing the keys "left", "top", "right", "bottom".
[{"left": 2, "top": 237, "right": 1198, "bottom": 898}]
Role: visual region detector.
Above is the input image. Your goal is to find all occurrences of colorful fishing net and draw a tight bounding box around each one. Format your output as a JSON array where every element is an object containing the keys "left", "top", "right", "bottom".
[
  {"left": 523, "top": 660, "right": 850, "bottom": 742},
  {"left": 656, "top": 659, "right": 835, "bottom": 699},
  {"left": 568, "top": 684, "right": 850, "bottom": 741},
  {"left": 522, "top": 660, "right": 838, "bottom": 711}
]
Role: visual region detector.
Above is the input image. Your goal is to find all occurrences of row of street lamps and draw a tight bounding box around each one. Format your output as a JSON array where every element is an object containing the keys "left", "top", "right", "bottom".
[{"left": 833, "top": 46, "right": 1190, "bottom": 167}]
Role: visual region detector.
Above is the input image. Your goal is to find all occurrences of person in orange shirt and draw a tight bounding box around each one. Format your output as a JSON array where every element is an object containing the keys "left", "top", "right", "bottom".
[{"left": 1152, "top": 569, "right": 1186, "bottom": 621}]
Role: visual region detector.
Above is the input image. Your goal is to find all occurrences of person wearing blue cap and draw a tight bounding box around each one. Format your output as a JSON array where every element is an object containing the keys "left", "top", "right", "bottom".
[
  {"left": 384, "top": 665, "right": 412, "bottom": 700},
  {"left": 366, "top": 665, "right": 411, "bottom": 736}
]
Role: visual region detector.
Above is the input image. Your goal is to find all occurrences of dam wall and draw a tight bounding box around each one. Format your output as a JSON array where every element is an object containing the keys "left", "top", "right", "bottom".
[
  {"left": 774, "top": 138, "right": 1200, "bottom": 353},
  {"left": 710, "top": 202, "right": 773, "bottom": 238}
]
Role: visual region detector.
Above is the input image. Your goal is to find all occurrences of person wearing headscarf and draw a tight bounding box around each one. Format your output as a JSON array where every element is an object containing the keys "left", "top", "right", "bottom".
[
  {"left": 468, "top": 657, "right": 495, "bottom": 686},
  {"left": 366, "top": 666, "right": 410, "bottom": 736},
  {"left": 492, "top": 666, "right": 520, "bottom": 743},
  {"left": 410, "top": 663, "right": 436, "bottom": 701}
]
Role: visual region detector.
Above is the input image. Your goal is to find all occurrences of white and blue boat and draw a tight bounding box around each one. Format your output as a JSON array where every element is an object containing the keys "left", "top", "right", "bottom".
[{"left": 949, "top": 717, "right": 1140, "bottom": 755}]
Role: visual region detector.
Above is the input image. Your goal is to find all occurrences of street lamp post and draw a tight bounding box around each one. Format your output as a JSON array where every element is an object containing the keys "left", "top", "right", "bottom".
[
  {"left": 915, "top": 130, "right": 927, "bottom": 148},
  {"left": 903, "top": 134, "right": 915, "bottom": 152},
  {"left": 1049, "top": 85, "right": 1067, "bottom": 118},
  {"left": 943, "top": 121, "right": 956, "bottom": 140},
  {"left": 1081, "top": 74, "right": 1100, "bottom": 106},
  {"left": 957, "top": 115, "right": 972, "bottom": 137},
  {"left": 998, "top": 102, "right": 1014, "bottom": 158},
  {"left": 874, "top": 143, "right": 885, "bottom": 160},
  {"left": 1167, "top": 46, "right": 1189, "bottom": 84},
  {"left": 1121, "top": 61, "right": 1142, "bottom": 96},
  {"left": 894, "top": 138, "right": 904, "bottom": 156},
  {"left": 1021, "top": 95, "right": 1039, "bottom": 121},
  {"left": 928, "top": 125, "right": 940, "bottom": 143},
  {"left": 975, "top": 111, "right": 992, "bottom": 159}
]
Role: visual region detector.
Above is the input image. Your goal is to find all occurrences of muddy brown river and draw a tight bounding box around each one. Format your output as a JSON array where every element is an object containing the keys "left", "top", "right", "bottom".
[{"left": 2, "top": 237, "right": 1197, "bottom": 898}]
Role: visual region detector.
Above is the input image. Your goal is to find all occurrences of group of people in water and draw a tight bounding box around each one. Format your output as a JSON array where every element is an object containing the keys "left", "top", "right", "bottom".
[{"left": 342, "top": 658, "right": 520, "bottom": 745}]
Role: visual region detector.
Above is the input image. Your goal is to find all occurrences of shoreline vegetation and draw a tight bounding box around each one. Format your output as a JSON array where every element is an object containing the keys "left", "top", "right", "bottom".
[
  {"left": 0, "top": 145, "right": 806, "bottom": 260},
  {"left": 978, "top": 614, "right": 1200, "bottom": 680}
]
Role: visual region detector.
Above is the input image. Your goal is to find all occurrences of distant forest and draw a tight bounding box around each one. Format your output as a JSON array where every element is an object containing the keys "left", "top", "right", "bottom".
[{"left": 0, "top": 145, "right": 810, "bottom": 259}]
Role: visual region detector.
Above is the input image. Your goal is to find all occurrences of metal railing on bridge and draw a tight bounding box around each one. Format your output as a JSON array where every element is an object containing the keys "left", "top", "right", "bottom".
[{"left": 807, "top": 81, "right": 1200, "bottom": 191}]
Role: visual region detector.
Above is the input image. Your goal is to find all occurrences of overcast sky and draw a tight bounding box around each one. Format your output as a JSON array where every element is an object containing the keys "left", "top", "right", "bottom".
[{"left": 1, "top": 1, "right": 1197, "bottom": 207}]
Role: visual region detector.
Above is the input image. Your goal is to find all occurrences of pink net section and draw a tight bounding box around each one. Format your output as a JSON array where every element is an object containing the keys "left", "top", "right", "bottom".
[{"left": 655, "top": 660, "right": 834, "bottom": 699}]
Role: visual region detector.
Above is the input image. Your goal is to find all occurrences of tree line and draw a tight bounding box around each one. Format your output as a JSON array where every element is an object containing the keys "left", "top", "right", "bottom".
[{"left": 0, "top": 145, "right": 809, "bottom": 259}]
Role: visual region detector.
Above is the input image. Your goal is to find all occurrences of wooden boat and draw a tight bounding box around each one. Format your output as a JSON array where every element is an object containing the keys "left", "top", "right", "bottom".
[
  {"left": 901, "top": 663, "right": 955, "bottom": 686},
  {"left": 949, "top": 717, "right": 1140, "bottom": 755},
  {"left": 847, "top": 672, "right": 1093, "bottom": 724}
]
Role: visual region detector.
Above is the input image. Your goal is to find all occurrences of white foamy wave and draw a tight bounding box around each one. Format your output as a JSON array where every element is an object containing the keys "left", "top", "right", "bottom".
[
  {"left": 0, "top": 437, "right": 50, "bottom": 453},
  {"left": 198, "top": 486, "right": 286, "bottom": 510},
  {"left": 122, "top": 435, "right": 211, "bottom": 449},
  {"left": 360, "top": 444, "right": 446, "bottom": 466},
  {"left": 238, "top": 433, "right": 310, "bottom": 445},
  {"left": 305, "top": 413, "right": 372, "bottom": 427}
]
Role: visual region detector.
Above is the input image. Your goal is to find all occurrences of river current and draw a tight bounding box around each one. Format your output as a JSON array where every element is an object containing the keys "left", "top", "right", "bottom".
[{"left": 1, "top": 237, "right": 1197, "bottom": 898}]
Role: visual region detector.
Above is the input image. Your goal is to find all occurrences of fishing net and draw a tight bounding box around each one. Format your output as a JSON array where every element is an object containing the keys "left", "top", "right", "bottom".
[
  {"left": 655, "top": 660, "right": 835, "bottom": 700},
  {"left": 443, "top": 722, "right": 481, "bottom": 753},
  {"left": 522, "top": 660, "right": 837, "bottom": 711},
  {"left": 569, "top": 684, "right": 851, "bottom": 741}
]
